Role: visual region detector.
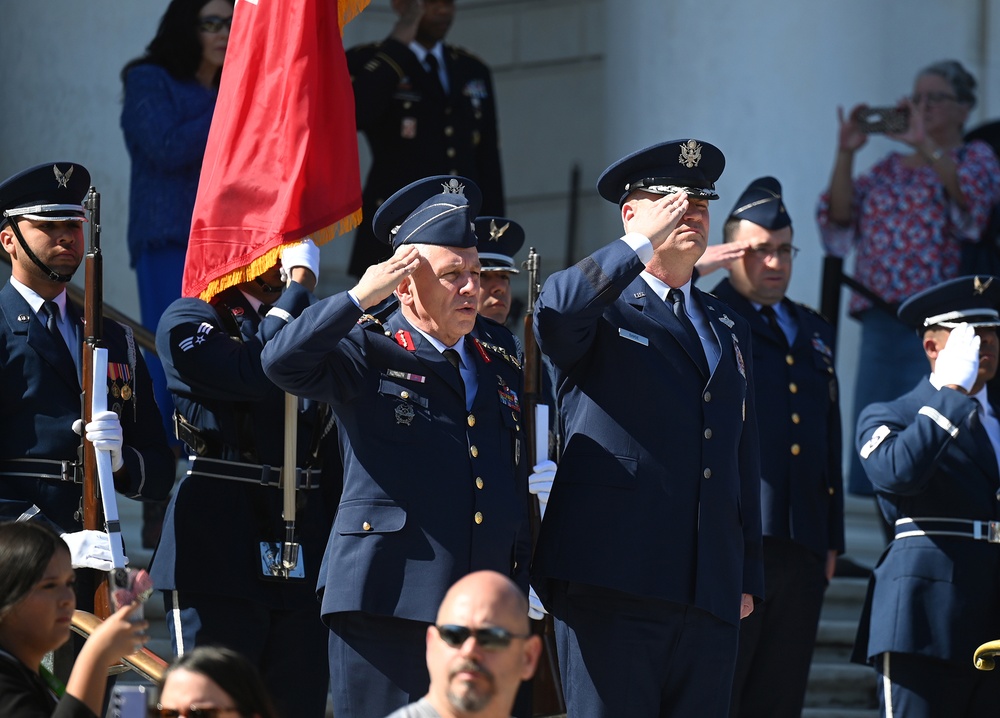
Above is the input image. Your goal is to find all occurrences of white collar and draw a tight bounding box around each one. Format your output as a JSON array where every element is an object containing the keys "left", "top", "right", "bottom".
[{"left": 10, "top": 276, "right": 68, "bottom": 317}]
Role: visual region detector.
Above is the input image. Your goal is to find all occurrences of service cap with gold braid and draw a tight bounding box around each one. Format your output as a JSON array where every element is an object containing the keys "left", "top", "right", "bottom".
[
  {"left": 474, "top": 216, "right": 524, "bottom": 273},
  {"left": 898, "top": 275, "right": 1000, "bottom": 331},
  {"left": 597, "top": 138, "right": 725, "bottom": 206},
  {"left": 0, "top": 162, "right": 90, "bottom": 282},
  {"left": 373, "top": 175, "right": 482, "bottom": 250}
]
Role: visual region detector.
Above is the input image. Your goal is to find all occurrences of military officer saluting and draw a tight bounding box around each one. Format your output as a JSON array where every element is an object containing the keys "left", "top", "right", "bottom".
[
  {"left": 262, "top": 176, "right": 530, "bottom": 718},
  {"left": 532, "top": 140, "right": 764, "bottom": 717},
  {"left": 697, "top": 177, "right": 844, "bottom": 718},
  {"left": 345, "top": 0, "right": 505, "bottom": 278},
  {"left": 474, "top": 215, "right": 525, "bottom": 326},
  {"left": 854, "top": 276, "right": 1000, "bottom": 717},
  {"left": 0, "top": 162, "right": 173, "bottom": 565}
]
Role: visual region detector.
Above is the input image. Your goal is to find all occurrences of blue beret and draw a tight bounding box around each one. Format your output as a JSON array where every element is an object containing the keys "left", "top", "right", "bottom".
[
  {"left": 0, "top": 162, "right": 90, "bottom": 226},
  {"left": 474, "top": 216, "right": 525, "bottom": 273},
  {"left": 597, "top": 139, "right": 725, "bottom": 205},
  {"left": 728, "top": 176, "right": 791, "bottom": 230},
  {"left": 898, "top": 275, "right": 1000, "bottom": 329},
  {"left": 372, "top": 175, "right": 482, "bottom": 250}
]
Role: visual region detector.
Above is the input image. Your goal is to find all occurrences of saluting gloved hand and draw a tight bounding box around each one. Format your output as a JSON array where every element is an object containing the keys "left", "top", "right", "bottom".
[
  {"left": 85, "top": 410, "right": 125, "bottom": 472},
  {"left": 280, "top": 237, "right": 320, "bottom": 284},
  {"left": 60, "top": 529, "right": 126, "bottom": 571},
  {"left": 528, "top": 460, "right": 557, "bottom": 518},
  {"left": 935, "top": 322, "right": 980, "bottom": 393},
  {"left": 528, "top": 586, "right": 547, "bottom": 621}
]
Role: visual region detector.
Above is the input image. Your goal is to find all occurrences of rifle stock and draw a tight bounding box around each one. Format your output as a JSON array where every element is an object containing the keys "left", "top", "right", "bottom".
[
  {"left": 81, "top": 187, "right": 111, "bottom": 619},
  {"left": 521, "top": 248, "right": 565, "bottom": 716}
]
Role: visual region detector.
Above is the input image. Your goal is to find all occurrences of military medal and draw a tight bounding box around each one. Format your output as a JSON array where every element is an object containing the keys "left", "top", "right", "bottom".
[{"left": 120, "top": 384, "right": 132, "bottom": 401}]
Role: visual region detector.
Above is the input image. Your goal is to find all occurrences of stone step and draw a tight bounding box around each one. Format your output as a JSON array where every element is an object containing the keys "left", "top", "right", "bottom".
[
  {"left": 821, "top": 577, "right": 868, "bottom": 622},
  {"left": 805, "top": 661, "right": 878, "bottom": 711}
]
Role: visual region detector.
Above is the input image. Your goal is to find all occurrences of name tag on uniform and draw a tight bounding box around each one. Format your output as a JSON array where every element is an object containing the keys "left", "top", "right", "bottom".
[{"left": 618, "top": 328, "right": 648, "bottom": 346}]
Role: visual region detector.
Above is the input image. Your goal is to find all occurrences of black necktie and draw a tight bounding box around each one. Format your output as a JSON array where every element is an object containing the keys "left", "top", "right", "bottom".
[
  {"left": 668, "top": 289, "right": 708, "bottom": 374},
  {"left": 42, "top": 300, "right": 60, "bottom": 337},
  {"left": 759, "top": 305, "right": 788, "bottom": 347},
  {"left": 258, "top": 303, "right": 271, "bottom": 320},
  {"left": 424, "top": 53, "right": 447, "bottom": 96}
]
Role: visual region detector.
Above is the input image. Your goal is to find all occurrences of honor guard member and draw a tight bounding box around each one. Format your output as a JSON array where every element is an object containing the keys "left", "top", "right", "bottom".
[
  {"left": 150, "top": 241, "right": 338, "bottom": 718},
  {"left": 475, "top": 216, "right": 524, "bottom": 326},
  {"left": 854, "top": 276, "right": 1000, "bottom": 717},
  {"left": 698, "top": 177, "right": 844, "bottom": 718},
  {"left": 345, "top": 0, "right": 505, "bottom": 278},
  {"left": 262, "top": 176, "right": 530, "bottom": 718},
  {"left": 0, "top": 162, "right": 173, "bottom": 570},
  {"left": 531, "top": 140, "right": 764, "bottom": 718}
]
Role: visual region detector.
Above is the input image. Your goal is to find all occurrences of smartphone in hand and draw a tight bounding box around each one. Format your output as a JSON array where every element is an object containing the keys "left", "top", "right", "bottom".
[{"left": 857, "top": 106, "right": 910, "bottom": 134}]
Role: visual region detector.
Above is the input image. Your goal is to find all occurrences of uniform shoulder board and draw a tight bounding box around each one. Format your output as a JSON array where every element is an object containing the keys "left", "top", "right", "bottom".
[
  {"left": 448, "top": 44, "right": 486, "bottom": 64},
  {"left": 475, "top": 335, "right": 521, "bottom": 370},
  {"left": 797, "top": 302, "right": 834, "bottom": 326}
]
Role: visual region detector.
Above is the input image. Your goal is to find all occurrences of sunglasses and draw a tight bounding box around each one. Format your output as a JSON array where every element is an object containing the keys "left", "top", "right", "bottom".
[
  {"left": 148, "top": 706, "right": 240, "bottom": 718},
  {"left": 435, "top": 624, "right": 530, "bottom": 650},
  {"left": 198, "top": 15, "right": 233, "bottom": 33}
]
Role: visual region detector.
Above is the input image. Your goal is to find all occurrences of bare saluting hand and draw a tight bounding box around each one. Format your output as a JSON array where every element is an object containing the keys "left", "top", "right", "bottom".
[
  {"left": 353, "top": 245, "right": 422, "bottom": 310},
  {"left": 694, "top": 241, "right": 747, "bottom": 278},
  {"left": 390, "top": 0, "right": 424, "bottom": 44},
  {"left": 624, "top": 191, "right": 689, "bottom": 251}
]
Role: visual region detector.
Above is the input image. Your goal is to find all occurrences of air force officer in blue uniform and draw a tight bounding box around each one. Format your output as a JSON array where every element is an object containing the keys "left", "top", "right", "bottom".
[
  {"left": 700, "top": 177, "right": 844, "bottom": 718},
  {"left": 854, "top": 276, "right": 1000, "bottom": 717},
  {"left": 531, "top": 140, "right": 764, "bottom": 718},
  {"left": 0, "top": 162, "right": 173, "bottom": 564},
  {"left": 262, "top": 176, "right": 530, "bottom": 718}
]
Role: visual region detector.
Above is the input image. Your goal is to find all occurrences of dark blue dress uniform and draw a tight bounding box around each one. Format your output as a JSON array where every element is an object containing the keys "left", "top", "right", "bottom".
[
  {"left": 0, "top": 162, "right": 173, "bottom": 533},
  {"left": 346, "top": 37, "right": 504, "bottom": 277},
  {"left": 853, "top": 276, "right": 1000, "bottom": 717},
  {"left": 532, "top": 141, "right": 764, "bottom": 718},
  {"left": 262, "top": 177, "right": 530, "bottom": 718},
  {"left": 151, "top": 282, "right": 338, "bottom": 718}
]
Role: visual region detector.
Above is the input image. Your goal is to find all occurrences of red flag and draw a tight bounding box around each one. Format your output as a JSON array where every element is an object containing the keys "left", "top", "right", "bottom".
[{"left": 183, "top": 0, "right": 368, "bottom": 300}]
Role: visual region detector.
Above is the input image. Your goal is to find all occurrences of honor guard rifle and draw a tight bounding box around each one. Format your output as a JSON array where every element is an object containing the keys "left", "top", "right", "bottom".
[
  {"left": 81, "top": 187, "right": 128, "bottom": 618},
  {"left": 521, "top": 247, "right": 566, "bottom": 716}
]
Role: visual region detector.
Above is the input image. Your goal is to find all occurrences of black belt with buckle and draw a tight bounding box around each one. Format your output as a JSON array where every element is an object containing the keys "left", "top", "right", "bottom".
[
  {"left": 185, "top": 456, "right": 320, "bottom": 490},
  {"left": 894, "top": 517, "right": 1000, "bottom": 543},
  {"left": 0, "top": 458, "right": 82, "bottom": 484}
]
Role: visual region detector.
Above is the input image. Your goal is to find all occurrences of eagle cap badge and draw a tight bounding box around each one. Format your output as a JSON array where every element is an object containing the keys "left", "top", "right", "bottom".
[{"left": 678, "top": 140, "right": 703, "bottom": 169}]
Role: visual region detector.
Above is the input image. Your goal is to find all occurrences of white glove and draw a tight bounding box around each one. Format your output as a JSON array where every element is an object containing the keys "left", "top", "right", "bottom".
[
  {"left": 528, "top": 586, "right": 547, "bottom": 621},
  {"left": 935, "top": 322, "right": 980, "bottom": 393},
  {"left": 85, "top": 410, "right": 124, "bottom": 472},
  {"left": 528, "top": 460, "right": 556, "bottom": 518},
  {"left": 280, "top": 237, "right": 320, "bottom": 284},
  {"left": 60, "top": 529, "right": 126, "bottom": 571}
]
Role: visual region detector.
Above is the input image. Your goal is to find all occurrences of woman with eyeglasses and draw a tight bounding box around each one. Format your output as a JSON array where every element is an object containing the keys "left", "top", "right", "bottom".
[
  {"left": 0, "top": 521, "right": 148, "bottom": 718},
  {"left": 817, "top": 59, "right": 1000, "bottom": 509},
  {"left": 152, "top": 646, "right": 278, "bottom": 718},
  {"left": 119, "top": 0, "right": 235, "bottom": 503}
]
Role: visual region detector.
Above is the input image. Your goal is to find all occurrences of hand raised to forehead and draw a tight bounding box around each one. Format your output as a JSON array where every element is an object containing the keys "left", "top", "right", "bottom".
[
  {"left": 353, "top": 245, "right": 422, "bottom": 310},
  {"left": 625, "top": 191, "right": 688, "bottom": 251}
]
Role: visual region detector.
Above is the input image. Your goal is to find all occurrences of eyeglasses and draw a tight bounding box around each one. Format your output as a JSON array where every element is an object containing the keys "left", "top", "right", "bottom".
[
  {"left": 746, "top": 244, "right": 799, "bottom": 260},
  {"left": 911, "top": 92, "right": 958, "bottom": 106},
  {"left": 435, "top": 624, "right": 531, "bottom": 650},
  {"left": 149, "top": 706, "right": 241, "bottom": 718},
  {"left": 198, "top": 15, "right": 233, "bottom": 33}
]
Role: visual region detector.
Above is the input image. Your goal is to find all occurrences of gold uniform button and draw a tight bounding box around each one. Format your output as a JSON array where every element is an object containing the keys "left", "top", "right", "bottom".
[
  {"left": 791, "top": 413, "right": 801, "bottom": 424},
  {"left": 444, "top": 126, "right": 454, "bottom": 136},
  {"left": 790, "top": 444, "right": 801, "bottom": 456},
  {"left": 786, "top": 355, "right": 794, "bottom": 365},
  {"left": 828, "top": 487, "right": 835, "bottom": 496},
  {"left": 789, "top": 382, "right": 798, "bottom": 394},
  {"left": 703, "top": 468, "right": 712, "bottom": 479},
  {"left": 704, "top": 392, "right": 712, "bottom": 402},
  {"left": 403, "top": 102, "right": 412, "bottom": 110},
  {"left": 362, "top": 521, "right": 372, "bottom": 531},
  {"left": 474, "top": 512, "right": 483, "bottom": 525},
  {"left": 446, "top": 147, "right": 456, "bottom": 158},
  {"left": 470, "top": 445, "right": 479, "bottom": 458},
  {"left": 476, "top": 477, "right": 484, "bottom": 489},
  {"left": 704, "top": 428, "right": 713, "bottom": 439},
  {"left": 467, "top": 414, "right": 476, "bottom": 427},
  {"left": 400, "top": 391, "right": 409, "bottom": 399}
]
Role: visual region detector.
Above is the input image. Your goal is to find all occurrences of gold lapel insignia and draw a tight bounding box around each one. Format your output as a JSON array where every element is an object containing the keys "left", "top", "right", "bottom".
[{"left": 678, "top": 140, "right": 703, "bottom": 168}]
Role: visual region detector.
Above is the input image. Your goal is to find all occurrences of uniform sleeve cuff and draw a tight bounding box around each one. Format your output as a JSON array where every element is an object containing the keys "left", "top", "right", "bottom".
[{"left": 619, "top": 233, "right": 654, "bottom": 264}]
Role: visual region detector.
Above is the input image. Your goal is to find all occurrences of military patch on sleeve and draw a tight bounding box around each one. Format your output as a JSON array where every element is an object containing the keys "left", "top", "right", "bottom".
[
  {"left": 860, "top": 425, "right": 891, "bottom": 459},
  {"left": 178, "top": 322, "right": 215, "bottom": 352}
]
